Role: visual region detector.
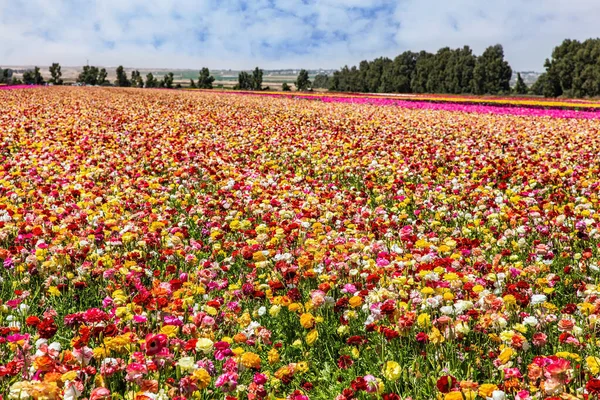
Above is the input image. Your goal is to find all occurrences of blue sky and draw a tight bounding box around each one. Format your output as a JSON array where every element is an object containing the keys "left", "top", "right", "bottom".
[{"left": 0, "top": 0, "right": 597, "bottom": 71}]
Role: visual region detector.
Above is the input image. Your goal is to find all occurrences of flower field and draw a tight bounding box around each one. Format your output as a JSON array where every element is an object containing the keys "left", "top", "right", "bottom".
[{"left": 1, "top": 87, "right": 600, "bottom": 400}]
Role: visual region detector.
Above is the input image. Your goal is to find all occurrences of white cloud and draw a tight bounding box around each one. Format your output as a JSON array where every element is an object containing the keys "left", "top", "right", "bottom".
[{"left": 0, "top": 0, "right": 595, "bottom": 71}]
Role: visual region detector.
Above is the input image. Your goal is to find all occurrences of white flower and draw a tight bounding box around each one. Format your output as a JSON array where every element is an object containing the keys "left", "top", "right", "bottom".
[
  {"left": 523, "top": 316, "right": 538, "bottom": 326},
  {"left": 258, "top": 306, "right": 266, "bottom": 316},
  {"left": 530, "top": 294, "right": 547, "bottom": 305},
  {"left": 440, "top": 306, "right": 454, "bottom": 315},
  {"left": 177, "top": 356, "right": 197, "bottom": 372},
  {"left": 491, "top": 390, "right": 506, "bottom": 400}
]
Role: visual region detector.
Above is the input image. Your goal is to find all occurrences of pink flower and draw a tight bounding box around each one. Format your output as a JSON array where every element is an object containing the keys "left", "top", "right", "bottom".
[
  {"left": 144, "top": 333, "right": 168, "bottom": 356},
  {"left": 215, "top": 372, "right": 238, "bottom": 392},
  {"left": 544, "top": 358, "right": 571, "bottom": 383},
  {"left": 90, "top": 387, "right": 111, "bottom": 400},
  {"left": 532, "top": 332, "right": 547, "bottom": 347}
]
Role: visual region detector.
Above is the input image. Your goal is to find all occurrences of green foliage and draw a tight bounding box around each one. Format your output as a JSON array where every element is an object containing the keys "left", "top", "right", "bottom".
[
  {"left": 162, "top": 72, "right": 174, "bottom": 89},
  {"left": 472, "top": 44, "right": 512, "bottom": 94},
  {"left": 23, "top": 67, "right": 44, "bottom": 85},
  {"left": 330, "top": 44, "right": 510, "bottom": 95},
  {"left": 190, "top": 79, "right": 197, "bottom": 88},
  {"left": 0, "top": 68, "right": 14, "bottom": 84},
  {"left": 198, "top": 68, "right": 215, "bottom": 89},
  {"left": 537, "top": 38, "right": 600, "bottom": 97},
  {"left": 98, "top": 68, "right": 109, "bottom": 86},
  {"left": 49, "top": 63, "right": 63, "bottom": 85},
  {"left": 252, "top": 67, "right": 263, "bottom": 90},
  {"left": 22, "top": 70, "right": 34, "bottom": 84},
  {"left": 34, "top": 67, "right": 45, "bottom": 85},
  {"left": 514, "top": 73, "right": 528, "bottom": 95},
  {"left": 312, "top": 74, "right": 330, "bottom": 89},
  {"left": 145, "top": 73, "right": 157, "bottom": 88},
  {"left": 282, "top": 82, "right": 291, "bottom": 91},
  {"left": 295, "top": 69, "right": 311, "bottom": 91},
  {"left": 115, "top": 65, "right": 131, "bottom": 87},
  {"left": 237, "top": 71, "right": 253, "bottom": 90},
  {"left": 77, "top": 66, "right": 101, "bottom": 85},
  {"left": 131, "top": 70, "right": 144, "bottom": 88}
]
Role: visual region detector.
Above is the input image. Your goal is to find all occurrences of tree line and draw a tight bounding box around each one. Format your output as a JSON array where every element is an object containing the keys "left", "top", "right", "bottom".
[
  {"left": 6, "top": 38, "right": 600, "bottom": 97},
  {"left": 531, "top": 38, "right": 600, "bottom": 98},
  {"left": 311, "top": 44, "right": 516, "bottom": 95}
]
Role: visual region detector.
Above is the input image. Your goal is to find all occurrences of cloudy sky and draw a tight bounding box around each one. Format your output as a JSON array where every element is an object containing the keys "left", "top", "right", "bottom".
[{"left": 0, "top": 0, "right": 597, "bottom": 71}]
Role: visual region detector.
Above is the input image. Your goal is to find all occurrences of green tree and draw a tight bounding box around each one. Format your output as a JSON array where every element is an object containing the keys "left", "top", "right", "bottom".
[
  {"left": 380, "top": 51, "right": 417, "bottom": 93},
  {"left": 312, "top": 74, "right": 329, "bottom": 89},
  {"left": 131, "top": 70, "right": 144, "bottom": 88},
  {"left": 49, "top": 63, "right": 63, "bottom": 85},
  {"left": 189, "top": 79, "right": 197, "bottom": 88},
  {"left": 411, "top": 52, "right": 435, "bottom": 93},
  {"left": 198, "top": 68, "right": 215, "bottom": 89},
  {"left": 98, "top": 68, "right": 108, "bottom": 85},
  {"left": 77, "top": 66, "right": 100, "bottom": 85},
  {"left": 236, "top": 71, "right": 253, "bottom": 90},
  {"left": 472, "top": 44, "right": 512, "bottom": 94},
  {"left": 115, "top": 66, "right": 130, "bottom": 87},
  {"left": 23, "top": 70, "right": 35, "bottom": 84},
  {"left": 34, "top": 67, "right": 45, "bottom": 85},
  {"left": 295, "top": 69, "right": 311, "bottom": 91},
  {"left": 162, "top": 72, "right": 174, "bottom": 89},
  {"left": 252, "top": 67, "right": 263, "bottom": 90},
  {"left": 145, "top": 73, "right": 156, "bottom": 88},
  {"left": 0, "top": 68, "right": 13, "bottom": 84},
  {"left": 513, "top": 72, "right": 528, "bottom": 94},
  {"left": 282, "top": 82, "right": 291, "bottom": 91}
]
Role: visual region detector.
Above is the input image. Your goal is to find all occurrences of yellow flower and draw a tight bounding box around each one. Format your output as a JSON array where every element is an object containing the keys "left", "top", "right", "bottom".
[
  {"left": 299, "top": 313, "right": 316, "bottom": 329},
  {"left": 417, "top": 313, "right": 431, "bottom": 327},
  {"left": 268, "top": 348, "right": 280, "bottom": 364},
  {"left": 296, "top": 361, "right": 309, "bottom": 373},
  {"left": 383, "top": 361, "right": 401, "bottom": 381},
  {"left": 587, "top": 356, "right": 600, "bottom": 374},
  {"left": 497, "top": 347, "right": 514, "bottom": 364},
  {"left": 472, "top": 285, "right": 484, "bottom": 293},
  {"left": 196, "top": 338, "right": 214, "bottom": 354},
  {"left": 269, "top": 305, "right": 281, "bottom": 317},
  {"left": 61, "top": 370, "right": 78, "bottom": 382},
  {"left": 48, "top": 286, "right": 61, "bottom": 297},
  {"left": 306, "top": 329, "right": 318, "bottom": 346},
  {"left": 192, "top": 368, "right": 211, "bottom": 389},
  {"left": 503, "top": 294, "right": 516, "bottom": 305},
  {"left": 241, "top": 352, "right": 261, "bottom": 369},
  {"left": 443, "top": 292, "right": 454, "bottom": 301},
  {"left": 289, "top": 303, "right": 303, "bottom": 312},
  {"left": 478, "top": 384, "right": 498, "bottom": 398},
  {"left": 160, "top": 325, "right": 179, "bottom": 337},
  {"left": 349, "top": 296, "right": 363, "bottom": 308},
  {"left": 430, "top": 326, "right": 445, "bottom": 345},
  {"left": 177, "top": 356, "right": 196, "bottom": 372},
  {"left": 444, "top": 392, "right": 464, "bottom": 400}
]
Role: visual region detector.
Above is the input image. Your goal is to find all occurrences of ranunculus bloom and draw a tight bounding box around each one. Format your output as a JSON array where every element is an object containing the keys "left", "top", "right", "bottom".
[{"left": 144, "top": 334, "right": 168, "bottom": 356}]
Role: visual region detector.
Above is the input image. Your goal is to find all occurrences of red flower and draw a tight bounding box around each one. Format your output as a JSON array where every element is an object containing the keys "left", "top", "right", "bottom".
[
  {"left": 145, "top": 333, "right": 168, "bottom": 356},
  {"left": 351, "top": 377, "right": 368, "bottom": 391},
  {"left": 380, "top": 299, "right": 396, "bottom": 315},
  {"left": 37, "top": 318, "right": 58, "bottom": 339},
  {"left": 586, "top": 378, "right": 600, "bottom": 394},
  {"left": 25, "top": 316, "right": 41, "bottom": 327},
  {"left": 416, "top": 332, "right": 429, "bottom": 344},
  {"left": 337, "top": 355, "right": 354, "bottom": 370},
  {"left": 346, "top": 335, "right": 367, "bottom": 346},
  {"left": 83, "top": 308, "right": 110, "bottom": 324},
  {"left": 436, "top": 375, "right": 457, "bottom": 393},
  {"left": 382, "top": 394, "right": 400, "bottom": 400}
]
